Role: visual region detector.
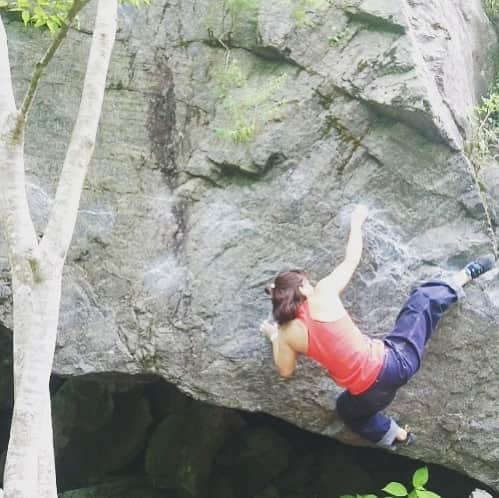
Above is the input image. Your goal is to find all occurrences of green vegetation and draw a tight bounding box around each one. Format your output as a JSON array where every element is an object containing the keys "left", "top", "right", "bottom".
[
  {"left": 0, "top": 0, "right": 75, "bottom": 31},
  {"left": 329, "top": 25, "right": 355, "bottom": 45},
  {"left": 214, "top": 63, "right": 287, "bottom": 143},
  {"left": 0, "top": 0, "right": 149, "bottom": 32},
  {"left": 340, "top": 467, "right": 442, "bottom": 498},
  {"left": 216, "top": 0, "right": 331, "bottom": 30},
  {"left": 206, "top": 0, "right": 330, "bottom": 143},
  {"left": 214, "top": 59, "right": 247, "bottom": 96},
  {"left": 207, "top": 0, "right": 260, "bottom": 39},
  {"left": 224, "top": 0, "right": 261, "bottom": 19},
  {"left": 204, "top": 0, "right": 332, "bottom": 45},
  {"left": 466, "top": 75, "right": 499, "bottom": 171},
  {"left": 484, "top": 0, "right": 499, "bottom": 18}
]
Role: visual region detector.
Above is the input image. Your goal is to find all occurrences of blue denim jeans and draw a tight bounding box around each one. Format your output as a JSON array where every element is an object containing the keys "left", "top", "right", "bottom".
[{"left": 335, "top": 280, "right": 461, "bottom": 446}]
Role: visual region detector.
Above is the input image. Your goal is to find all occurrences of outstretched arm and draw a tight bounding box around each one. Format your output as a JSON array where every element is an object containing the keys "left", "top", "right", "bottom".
[{"left": 316, "top": 205, "right": 369, "bottom": 295}]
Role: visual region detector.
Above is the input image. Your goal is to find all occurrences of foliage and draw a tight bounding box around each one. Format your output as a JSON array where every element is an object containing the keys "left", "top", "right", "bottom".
[
  {"left": 329, "top": 25, "right": 355, "bottom": 45},
  {"left": 0, "top": 0, "right": 75, "bottom": 32},
  {"left": 214, "top": 63, "right": 288, "bottom": 143},
  {"left": 214, "top": 59, "right": 247, "bottom": 96},
  {"left": 484, "top": 0, "right": 499, "bottom": 18},
  {"left": 224, "top": 0, "right": 260, "bottom": 28},
  {"left": 0, "top": 0, "right": 150, "bottom": 33},
  {"left": 466, "top": 75, "right": 499, "bottom": 171},
  {"left": 216, "top": 0, "right": 330, "bottom": 31},
  {"left": 225, "top": 0, "right": 259, "bottom": 17},
  {"left": 340, "top": 467, "right": 442, "bottom": 498},
  {"left": 477, "top": 76, "right": 499, "bottom": 128}
]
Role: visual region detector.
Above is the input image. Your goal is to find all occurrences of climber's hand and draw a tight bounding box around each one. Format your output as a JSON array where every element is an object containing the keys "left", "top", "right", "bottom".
[
  {"left": 351, "top": 204, "right": 369, "bottom": 226},
  {"left": 260, "top": 320, "right": 278, "bottom": 340}
]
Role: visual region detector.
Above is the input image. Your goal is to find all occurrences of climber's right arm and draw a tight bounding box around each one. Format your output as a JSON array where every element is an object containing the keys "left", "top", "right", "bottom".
[{"left": 316, "top": 205, "right": 369, "bottom": 295}]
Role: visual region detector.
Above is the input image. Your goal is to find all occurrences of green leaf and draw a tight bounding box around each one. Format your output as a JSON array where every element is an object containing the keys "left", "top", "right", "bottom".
[
  {"left": 415, "top": 491, "right": 441, "bottom": 498},
  {"left": 46, "top": 18, "right": 58, "bottom": 33},
  {"left": 413, "top": 467, "right": 429, "bottom": 489},
  {"left": 21, "top": 9, "right": 30, "bottom": 24},
  {"left": 382, "top": 482, "right": 408, "bottom": 497}
]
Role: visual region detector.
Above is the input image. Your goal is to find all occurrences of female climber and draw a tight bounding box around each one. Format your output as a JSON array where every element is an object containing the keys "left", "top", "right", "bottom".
[{"left": 260, "top": 205, "right": 495, "bottom": 449}]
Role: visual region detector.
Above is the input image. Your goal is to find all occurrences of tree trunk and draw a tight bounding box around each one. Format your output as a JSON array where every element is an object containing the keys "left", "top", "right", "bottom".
[
  {"left": 4, "top": 273, "right": 62, "bottom": 498},
  {"left": 0, "top": 1, "right": 118, "bottom": 496}
]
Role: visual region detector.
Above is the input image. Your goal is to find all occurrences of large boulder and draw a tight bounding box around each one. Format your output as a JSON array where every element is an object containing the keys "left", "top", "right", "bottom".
[
  {"left": 317, "top": 445, "right": 375, "bottom": 498},
  {"left": 145, "top": 403, "right": 242, "bottom": 496},
  {"left": 52, "top": 376, "right": 153, "bottom": 489},
  {"left": 213, "top": 427, "right": 292, "bottom": 498},
  {"left": 3, "top": 0, "right": 499, "bottom": 490},
  {"left": 58, "top": 477, "right": 173, "bottom": 498}
]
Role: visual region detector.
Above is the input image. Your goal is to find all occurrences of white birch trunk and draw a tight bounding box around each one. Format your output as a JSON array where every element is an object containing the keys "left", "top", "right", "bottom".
[
  {"left": 4, "top": 276, "right": 61, "bottom": 498},
  {"left": 0, "top": 1, "right": 119, "bottom": 496}
]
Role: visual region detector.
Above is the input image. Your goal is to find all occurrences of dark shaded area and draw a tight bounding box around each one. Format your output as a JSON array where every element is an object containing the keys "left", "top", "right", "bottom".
[
  {"left": 0, "top": 320, "right": 496, "bottom": 497},
  {"left": 49, "top": 375, "right": 498, "bottom": 498}
]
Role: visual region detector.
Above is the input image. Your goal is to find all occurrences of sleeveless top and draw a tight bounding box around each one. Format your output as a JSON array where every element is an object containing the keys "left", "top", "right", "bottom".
[{"left": 295, "top": 300, "right": 385, "bottom": 395}]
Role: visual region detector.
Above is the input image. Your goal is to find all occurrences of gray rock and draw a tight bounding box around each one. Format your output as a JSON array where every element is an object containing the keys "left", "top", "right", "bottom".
[
  {"left": 317, "top": 446, "right": 375, "bottom": 498},
  {"left": 58, "top": 477, "right": 172, "bottom": 498},
  {"left": 470, "top": 490, "right": 493, "bottom": 498},
  {"left": 52, "top": 377, "right": 153, "bottom": 489},
  {"left": 215, "top": 427, "right": 292, "bottom": 498},
  {"left": 0, "top": 326, "right": 13, "bottom": 413},
  {"left": 208, "top": 476, "right": 236, "bottom": 498},
  {"left": 145, "top": 403, "right": 242, "bottom": 496},
  {"left": 2, "top": 0, "right": 499, "bottom": 491},
  {"left": 252, "top": 485, "right": 280, "bottom": 498}
]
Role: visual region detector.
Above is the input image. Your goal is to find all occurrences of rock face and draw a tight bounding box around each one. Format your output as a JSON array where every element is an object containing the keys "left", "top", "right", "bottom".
[
  {"left": 58, "top": 477, "right": 172, "bottom": 498},
  {"left": 52, "top": 376, "right": 154, "bottom": 489},
  {"left": 470, "top": 491, "right": 493, "bottom": 498},
  {"left": 2, "top": 0, "right": 499, "bottom": 490},
  {"left": 145, "top": 403, "right": 242, "bottom": 495}
]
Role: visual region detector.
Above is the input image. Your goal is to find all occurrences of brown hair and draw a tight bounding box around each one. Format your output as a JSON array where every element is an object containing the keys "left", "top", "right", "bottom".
[{"left": 265, "top": 269, "right": 308, "bottom": 325}]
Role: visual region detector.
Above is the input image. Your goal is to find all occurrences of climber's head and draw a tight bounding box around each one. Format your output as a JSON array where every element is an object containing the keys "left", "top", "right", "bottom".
[{"left": 265, "top": 269, "right": 312, "bottom": 325}]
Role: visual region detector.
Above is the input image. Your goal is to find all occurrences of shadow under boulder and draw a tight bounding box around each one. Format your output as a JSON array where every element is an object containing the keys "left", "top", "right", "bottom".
[
  {"left": 145, "top": 402, "right": 244, "bottom": 497},
  {"left": 52, "top": 376, "right": 154, "bottom": 490}
]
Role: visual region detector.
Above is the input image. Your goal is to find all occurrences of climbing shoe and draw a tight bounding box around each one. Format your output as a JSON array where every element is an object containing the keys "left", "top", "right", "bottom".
[
  {"left": 388, "top": 431, "right": 416, "bottom": 452},
  {"left": 464, "top": 254, "right": 496, "bottom": 280}
]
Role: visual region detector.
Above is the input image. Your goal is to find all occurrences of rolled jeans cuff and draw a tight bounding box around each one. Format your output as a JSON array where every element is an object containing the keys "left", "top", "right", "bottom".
[
  {"left": 441, "top": 275, "right": 465, "bottom": 300},
  {"left": 377, "top": 418, "right": 401, "bottom": 447},
  {"left": 425, "top": 272, "right": 465, "bottom": 301}
]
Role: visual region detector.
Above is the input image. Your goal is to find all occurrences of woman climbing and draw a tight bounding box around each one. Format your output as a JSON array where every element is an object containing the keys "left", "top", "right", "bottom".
[{"left": 260, "top": 205, "right": 495, "bottom": 449}]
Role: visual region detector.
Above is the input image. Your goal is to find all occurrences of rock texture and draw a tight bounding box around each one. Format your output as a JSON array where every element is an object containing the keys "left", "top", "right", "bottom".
[
  {"left": 145, "top": 402, "right": 242, "bottom": 495},
  {"left": 2, "top": 0, "right": 499, "bottom": 490},
  {"left": 58, "top": 477, "right": 172, "bottom": 498},
  {"left": 470, "top": 491, "right": 493, "bottom": 498},
  {"left": 47, "top": 377, "right": 498, "bottom": 497},
  {"left": 52, "top": 376, "right": 154, "bottom": 489}
]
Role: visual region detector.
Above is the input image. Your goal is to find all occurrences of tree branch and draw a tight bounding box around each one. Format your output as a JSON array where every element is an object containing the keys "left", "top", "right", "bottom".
[
  {"left": 0, "top": 13, "right": 16, "bottom": 115},
  {"left": 0, "top": 114, "right": 38, "bottom": 269},
  {"left": 0, "top": 17, "right": 37, "bottom": 265},
  {"left": 19, "top": 0, "right": 91, "bottom": 121},
  {"left": 41, "top": 0, "right": 118, "bottom": 263}
]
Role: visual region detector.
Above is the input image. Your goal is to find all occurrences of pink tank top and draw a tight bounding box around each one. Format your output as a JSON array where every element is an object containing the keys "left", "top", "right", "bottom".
[{"left": 296, "top": 300, "right": 385, "bottom": 395}]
